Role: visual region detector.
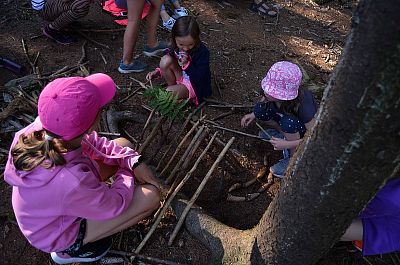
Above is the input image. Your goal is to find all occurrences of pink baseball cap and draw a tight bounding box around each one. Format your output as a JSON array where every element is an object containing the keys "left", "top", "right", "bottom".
[
  {"left": 261, "top": 61, "right": 302, "bottom": 101},
  {"left": 38, "top": 73, "right": 116, "bottom": 141}
]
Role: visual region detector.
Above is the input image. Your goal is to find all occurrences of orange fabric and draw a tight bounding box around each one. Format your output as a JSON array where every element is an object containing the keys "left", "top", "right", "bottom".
[
  {"left": 352, "top": 240, "right": 363, "bottom": 251},
  {"left": 102, "top": 0, "right": 150, "bottom": 26}
]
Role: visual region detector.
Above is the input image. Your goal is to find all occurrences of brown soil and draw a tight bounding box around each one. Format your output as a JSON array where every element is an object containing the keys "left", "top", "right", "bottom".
[{"left": 1, "top": 0, "right": 396, "bottom": 264}]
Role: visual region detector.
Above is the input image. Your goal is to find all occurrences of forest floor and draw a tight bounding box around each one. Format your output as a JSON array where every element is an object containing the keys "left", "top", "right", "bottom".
[{"left": 1, "top": 0, "right": 398, "bottom": 264}]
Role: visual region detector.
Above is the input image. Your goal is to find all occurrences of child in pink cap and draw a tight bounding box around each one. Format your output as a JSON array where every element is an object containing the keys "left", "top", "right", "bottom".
[
  {"left": 241, "top": 61, "right": 317, "bottom": 178},
  {"left": 4, "top": 74, "right": 160, "bottom": 264}
]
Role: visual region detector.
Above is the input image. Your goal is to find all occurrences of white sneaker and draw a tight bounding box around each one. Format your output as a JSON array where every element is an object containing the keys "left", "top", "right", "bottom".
[
  {"left": 174, "top": 7, "right": 188, "bottom": 18},
  {"left": 163, "top": 17, "right": 176, "bottom": 31}
]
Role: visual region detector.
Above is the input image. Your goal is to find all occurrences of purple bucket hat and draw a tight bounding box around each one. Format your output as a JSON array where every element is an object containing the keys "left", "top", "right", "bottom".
[{"left": 261, "top": 61, "right": 302, "bottom": 101}]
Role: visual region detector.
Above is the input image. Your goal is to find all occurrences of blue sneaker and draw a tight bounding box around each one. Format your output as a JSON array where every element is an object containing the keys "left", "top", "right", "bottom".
[
  {"left": 270, "top": 157, "right": 290, "bottom": 178},
  {"left": 118, "top": 60, "right": 147, "bottom": 74},
  {"left": 143, "top": 41, "right": 169, "bottom": 57}
]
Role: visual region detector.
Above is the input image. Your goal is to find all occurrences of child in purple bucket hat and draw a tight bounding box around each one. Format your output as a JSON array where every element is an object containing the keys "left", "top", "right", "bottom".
[
  {"left": 4, "top": 74, "right": 160, "bottom": 264},
  {"left": 241, "top": 61, "right": 317, "bottom": 178}
]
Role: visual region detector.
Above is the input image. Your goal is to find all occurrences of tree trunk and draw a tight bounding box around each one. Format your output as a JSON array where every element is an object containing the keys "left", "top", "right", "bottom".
[{"left": 172, "top": 1, "right": 400, "bottom": 264}]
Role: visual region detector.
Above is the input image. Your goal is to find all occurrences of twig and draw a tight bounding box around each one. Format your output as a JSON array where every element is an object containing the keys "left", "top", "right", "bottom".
[
  {"left": 165, "top": 125, "right": 206, "bottom": 184},
  {"left": 207, "top": 104, "right": 253, "bottom": 109},
  {"left": 206, "top": 122, "right": 262, "bottom": 140},
  {"left": 109, "top": 250, "right": 185, "bottom": 265},
  {"left": 78, "top": 41, "right": 87, "bottom": 65},
  {"left": 168, "top": 137, "right": 235, "bottom": 245},
  {"left": 129, "top": 76, "right": 149, "bottom": 90},
  {"left": 159, "top": 118, "right": 203, "bottom": 176},
  {"left": 136, "top": 109, "right": 156, "bottom": 150},
  {"left": 121, "top": 129, "right": 138, "bottom": 143},
  {"left": 211, "top": 108, "right": 235, "bottom": 121},
  {"left": 213, "top": 70, "right": 223, "bottom": 99},
  {"left": 135, "top": 132, "right": 219, "bottom": 254},
  {"left": 120, "top": 87, "right": 142, "bottom": 104},
  {"left": 78, "top": 28, "right": 126, "bottom": 33},
  {"left": 255, "top": 122, "right": 271, "bottom": 140},
  {"left": 33, "top": 51, "right": 40, "bottom": 66},
  {"left": 181, "top": 129, "right": 207, "bottom": 170},
  {"left": 98, "top": 132, "right": 121, "bottom": 137},
  {"left": 138, "top": 116, "right": 166, "bottom": 154},
  {"left": 75, "top": 30, "right": 110, "bottom": 49},
  {"left": 21, "top": 38, "right": 35, "bottom": 72},
  {"left": 155, "top": 102, "right": 206, "bottom": 171},
  {"left": 99, "top": 51, "right": 107, "bottom": 65}
]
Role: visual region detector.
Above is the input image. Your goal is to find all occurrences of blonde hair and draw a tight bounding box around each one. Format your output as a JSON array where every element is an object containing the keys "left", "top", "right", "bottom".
[{"left": 12, "top": 130, "right": 67, "bottom": 171}]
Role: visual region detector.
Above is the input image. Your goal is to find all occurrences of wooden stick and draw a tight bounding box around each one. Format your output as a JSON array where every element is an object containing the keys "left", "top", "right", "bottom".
[
  {"left": 33, "top": 51, "right": 40, "bottom": 66},
  {"left": 207, "top": 123, "right": 261, "bottom": 139},
  {"left": 207, "top": 104, "right": 254, "bottom": 109},
  {"left": 99, "top": 51, "right": 107, "bottom": 65},
  {"left": 129, "top": 76, "right": 149, "bottom": 90},
  {"left": 78, "top": 41, "right": 87, "bottom": 65},
  {"left": 155, "top": 102, "right": 206, "bottom": 171},
  {"left": 138, "top": 116, "right": 166, "bottom": 154},
  {"left": 181, "top": 129, "right": 207, "bottom": 170},
  {"left": 255, "top": 122, "right": 272, "bottom": 140},
  {"left": 135, "top": 132, "right": 218, "bottom": 254},
  {"left": 78, "top": 28, "right": 126, "bottom": 33},
  {"left": 75, "top": 30, "right": 110, "bottom": 49},
  {"left": 109, "top": 250, "right": 185, "bottom": 265},
  {"left": 165, "top": 125, "right": 206, "bottom": 184},
  {"left": 136, "top": 109, "right": 155, "bottom": 150},
  {"left": 159, "top": 119, "right": 202, "bottom": 177},
  {"left": 21, "top": 38, "right": 35, "bottom": 72},
  {"left": 168, "top": 137, "right": 235, "bottom": 245},
  {"left": 120, "top": 86, "right": 142, "bottom": 104},
  {"left": 213, "top": 70, "right": 223, "bottom": 99},
  {"left": 211, "top": 108, "right": 235, "bottom": 121},
  {"left": 98, "top": 132, "right": 120, "bottom": 137},
  {"left": 121, "top": 128, "right": 138, "bottom": 143}
]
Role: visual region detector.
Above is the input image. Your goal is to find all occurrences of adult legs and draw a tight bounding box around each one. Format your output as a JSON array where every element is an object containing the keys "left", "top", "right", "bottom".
[
  {"left": 123, "top": 0, "right": 145, "bottom": 65},
  {"left": 145, "top": 0, "right": 162, "bottom": 48}
]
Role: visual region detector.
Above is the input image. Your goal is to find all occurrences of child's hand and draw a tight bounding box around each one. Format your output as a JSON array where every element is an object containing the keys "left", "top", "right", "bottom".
[
  {"left": 241, "top": 113, "right": 256, "bottom": 128},
  {"left": 269, "top": 137, "right": 289, "bottom": 150},
  {"left": 146, "top": 70, "right": 160, "bottom": 81},
  {"left": 178, "top": 51, "right": 189, "bottom": 67}
]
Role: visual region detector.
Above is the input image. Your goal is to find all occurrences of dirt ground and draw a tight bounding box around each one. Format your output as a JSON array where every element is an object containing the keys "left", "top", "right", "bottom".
[{"left": 1, "top": 0, "right": 397, "bottom": 264}]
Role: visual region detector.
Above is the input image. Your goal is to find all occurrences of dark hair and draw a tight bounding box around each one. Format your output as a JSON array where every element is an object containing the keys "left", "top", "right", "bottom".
[
  {"left": 12, "top": 130, "right": 67, "bottom": 171},
  {"left": 278, "top": 87, "right": 304, "bottom": 116},
  {"left": 171, "top": 16, "right": 201, "bottom": 50}
]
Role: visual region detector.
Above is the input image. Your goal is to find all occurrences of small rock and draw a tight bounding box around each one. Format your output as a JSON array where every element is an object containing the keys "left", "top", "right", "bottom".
[
  {"left": 178, "top": 239, "right": 184, "bottom": 247},
  {"left": 223, "top": 51, "right": 231, "bottom": 56},
  {"left": 267, "top": 11, "right": 277, "bottom": 17}
]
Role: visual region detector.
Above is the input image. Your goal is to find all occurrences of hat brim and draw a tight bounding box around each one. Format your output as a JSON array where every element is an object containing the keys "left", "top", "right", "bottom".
[{"left": 85, "top": 73, "right": 116, "bottom": 106}]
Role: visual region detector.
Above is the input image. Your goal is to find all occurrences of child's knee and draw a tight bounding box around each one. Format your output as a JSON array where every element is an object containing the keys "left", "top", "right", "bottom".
[
  {"left": 279, "top": 115, "right": 301, "bottom": 134},
  {"left": 159, "top": 55, "right": 174, "bottom": 69},
  {"left": 114, "top": 137, "right": 134, "bottom": 149},
  {"left": 145, "top": 185, "right": 161, "bottom": 209},
  {"left": 71, "top": 0, "right": 90, "bottom": 18}
]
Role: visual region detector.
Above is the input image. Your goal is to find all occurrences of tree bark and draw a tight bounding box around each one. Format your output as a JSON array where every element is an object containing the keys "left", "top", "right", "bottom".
[{"left": 172, "top": 1, "right": 400, "bottom": 264}]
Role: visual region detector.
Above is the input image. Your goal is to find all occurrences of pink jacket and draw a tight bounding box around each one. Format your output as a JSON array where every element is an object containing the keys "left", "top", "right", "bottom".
[{"left": 4, "top": 118, "right": 140, "bottom": 253}]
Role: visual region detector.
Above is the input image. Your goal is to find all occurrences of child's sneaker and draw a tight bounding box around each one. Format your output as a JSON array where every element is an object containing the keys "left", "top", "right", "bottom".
[
  {"left": 143, "top": 41, "right": 169, "bottom": 57},
  {"left": 174, "top": 7, "right": 188, "bottom": 18},
  {"left": 270, "top": 157, "right": 290, "bottom": 178},
  {"left": 51, "top": 236, "right": 112, "bottom": 264},
  {"left": 118, "top": 60, "right": 147, "bottom": 73},
  {"left": 43, "top": 25, "right": 76, "bottom": 45},
  {"left": 163, "top": 17, "right": 176, "bottom": 31}
]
